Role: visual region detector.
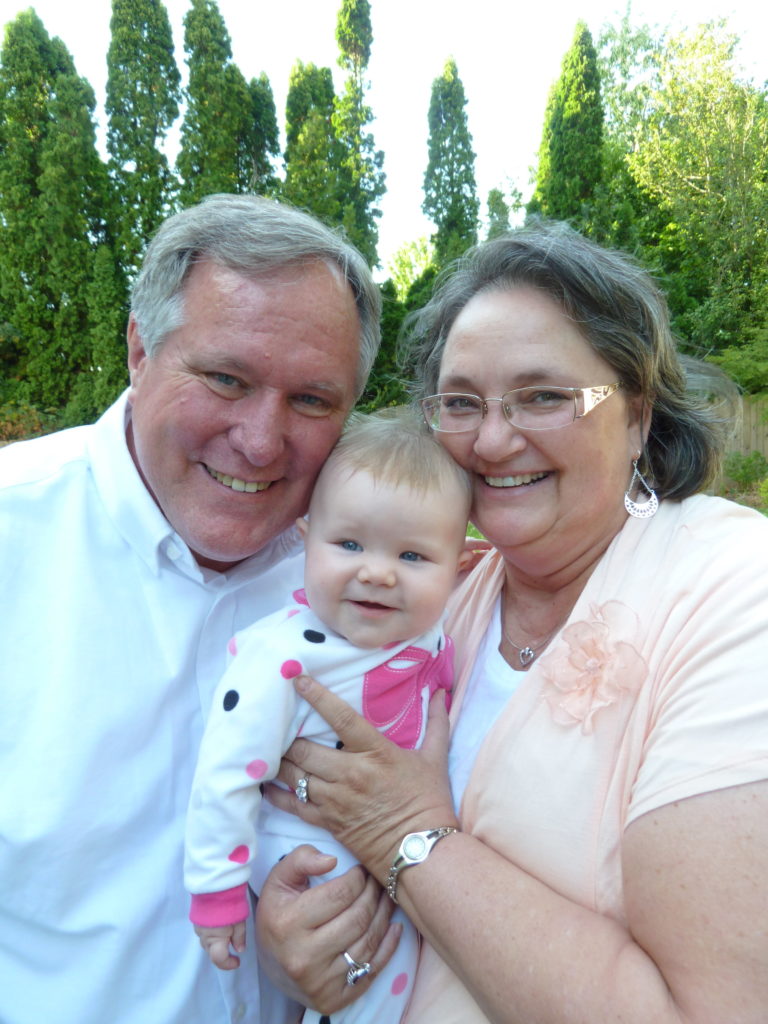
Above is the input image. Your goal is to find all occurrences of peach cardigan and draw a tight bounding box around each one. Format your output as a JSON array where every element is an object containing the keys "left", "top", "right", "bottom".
[{"left": 404, "top": 495, "right": 768, "bottom": 1022}]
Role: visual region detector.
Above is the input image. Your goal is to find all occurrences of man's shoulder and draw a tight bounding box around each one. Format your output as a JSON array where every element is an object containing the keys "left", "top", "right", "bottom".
[{"left": 0, "top": 425, "right": 94, "bottom": 492}]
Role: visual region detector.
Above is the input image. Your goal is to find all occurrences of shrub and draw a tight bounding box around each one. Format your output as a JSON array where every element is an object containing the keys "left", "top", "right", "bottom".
[{"left": 723, "top": 450, "right": 768, "bottom": 489}]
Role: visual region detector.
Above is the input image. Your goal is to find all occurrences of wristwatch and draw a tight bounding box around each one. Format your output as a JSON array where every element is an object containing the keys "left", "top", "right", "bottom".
[{"left": 386, "top": 827, "right": 458, "bottom": 903}]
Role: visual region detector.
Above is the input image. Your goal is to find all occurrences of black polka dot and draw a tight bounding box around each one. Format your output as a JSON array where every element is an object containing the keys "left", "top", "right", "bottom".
[
  {"left": 437, "top": 637, "right": 442, "bottom": 651},
  {"left": 303, "top": 629, "right": 326, "bottom": 644},
  {"left": 222, "top": 690, "right": 239, "bottom": 711},
  {"left": 335, "top": 740, "right": 344, "bottom": 750},
  {"left": 320, "top": 1018, "right": 331, "bottom": 1024}
]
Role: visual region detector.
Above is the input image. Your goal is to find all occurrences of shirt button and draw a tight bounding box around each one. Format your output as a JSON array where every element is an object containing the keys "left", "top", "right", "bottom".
[{"left": 165, "top": 541, "right": 181, "bottom": 560}]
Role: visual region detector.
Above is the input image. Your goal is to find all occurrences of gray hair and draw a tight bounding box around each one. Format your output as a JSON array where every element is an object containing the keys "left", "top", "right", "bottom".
[
  {"left": 405, "top": 220, "right": 738, "bottom": 499},
  {"left": 130, "top": 194, "right": 381, "bottom": 396}
]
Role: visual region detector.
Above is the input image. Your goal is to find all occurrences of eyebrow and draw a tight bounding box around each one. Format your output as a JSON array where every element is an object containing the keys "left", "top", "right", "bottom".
[{"left": 437, "top": 368, "right": 563, "bottom": 391}]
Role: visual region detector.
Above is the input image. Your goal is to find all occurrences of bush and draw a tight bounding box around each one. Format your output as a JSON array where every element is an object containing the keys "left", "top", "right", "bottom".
[
  {"left": 0, "top": 400, "right": 61, "bottom": 443},
  {"left": 723, "top": 450, "right": 768, "bottom": 489}
]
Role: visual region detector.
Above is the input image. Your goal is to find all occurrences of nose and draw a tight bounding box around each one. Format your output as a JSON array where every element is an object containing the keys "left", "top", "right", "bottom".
[
  {"left": 227, "top": 390, "right": 287, "bottom": 466},
  {"left": 472, "top": 403, "right": 527, "bottom": 461},
  {"left": 357, "top": 558, "right": 397, "bottom": 588}
]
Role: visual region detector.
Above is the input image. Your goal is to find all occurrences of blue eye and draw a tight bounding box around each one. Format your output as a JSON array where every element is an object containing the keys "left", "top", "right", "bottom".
[
  {"left": 400, "top": 551, "right": 423, "bottom": 562},
  {"left": 340, "top": 540, "right": 362, "bottom": 552}
]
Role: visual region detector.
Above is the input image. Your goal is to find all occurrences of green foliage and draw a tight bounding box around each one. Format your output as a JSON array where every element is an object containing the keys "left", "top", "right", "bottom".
[
  {"left": 386, "top": 238, "right": 434, "bottom": 302},
  {"left": 486, "top": 188, "right": 511, "bottom": 240},
  {"left": 528, "top": 21, "right": 603, "bottom": 229},
  {"left": 177, "top": 0, "right": 279, "bottom": 204},
  {"left": 624, "top": 24, "right": 768, "bottom": 358},
  {"left": 0, "top": 399, "right": 61, "bottom": 442},
  {"left": 106, "top": 0, "right": 181, "bottom": 278},
  {"left": 357, "top": 280, "right": 409, "bottom": 412},
  {"left": 422, "top": 58, "right": 479, "bottom": 267},
  {"left": 0, "top": 11, "right": 117, "bottom": 417},
  {"left": 332, "top": 0, "right": 385, "bottom": 266},
  {"left": 757, "top": 476, "right": 768, "bottom": 512},
  {"left": 723, "top": 450, "right": 768, "bottom": 489},
  {"left": 282, "top": 62, "right": 344, "bottom": 223}
]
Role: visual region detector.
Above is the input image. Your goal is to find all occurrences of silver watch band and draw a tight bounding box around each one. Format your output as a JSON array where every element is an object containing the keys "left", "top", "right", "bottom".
[{"left": 385, "top": 826, "right": 458, "bottom": 903}]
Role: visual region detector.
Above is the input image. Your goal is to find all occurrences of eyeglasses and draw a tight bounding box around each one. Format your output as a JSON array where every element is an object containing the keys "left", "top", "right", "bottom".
[{"left": 420, "top": 383, "right": 622, "bottom": 433}]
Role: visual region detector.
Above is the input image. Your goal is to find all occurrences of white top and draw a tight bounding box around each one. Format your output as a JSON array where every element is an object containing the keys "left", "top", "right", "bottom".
[
  {"left": 448, "top": 598, "right": 524, "bottom": 808},
  {"left": 0, "top": 393, "right": 304, "bottom": 1024}
]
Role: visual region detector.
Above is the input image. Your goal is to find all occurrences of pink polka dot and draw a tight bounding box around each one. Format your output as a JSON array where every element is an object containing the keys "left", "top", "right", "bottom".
[
  {"left": 286, "top": 608, "right": 299, "bottom": 618},
  {"left": 293, "top": 588, "right": 309, "bottom": 605},
  {"left": 227, "top": 636, "right": 238, "bottom": 656},
  {"left": 228, "top": 845, "right": 249, "bottom": 863},
  {"left": 391, "top": 972, "right": 408, "bottom": 996},
  {"left": 281, "top": 659, "right": 303, "bottom": 679},
  {"left": 246, "top": 760, "right": 268, "bottom": 779}
]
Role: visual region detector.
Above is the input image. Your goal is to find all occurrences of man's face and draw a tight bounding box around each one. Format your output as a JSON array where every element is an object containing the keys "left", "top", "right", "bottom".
[{"left": 126, "top": 259, "right": 361, "bottom": 570}]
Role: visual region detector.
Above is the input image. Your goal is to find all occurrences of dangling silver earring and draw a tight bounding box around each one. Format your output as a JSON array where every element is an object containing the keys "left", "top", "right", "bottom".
[{"left": 624, "top": 457, "right": 658, "bottom": 518}]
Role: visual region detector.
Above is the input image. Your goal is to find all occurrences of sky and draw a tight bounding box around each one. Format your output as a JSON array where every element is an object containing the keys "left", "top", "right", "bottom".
[{"left": 1, "top": 0, "right": 766, "bottom": 273}]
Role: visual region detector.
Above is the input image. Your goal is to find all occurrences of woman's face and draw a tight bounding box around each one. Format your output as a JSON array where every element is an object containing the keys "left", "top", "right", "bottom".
[{"left": 436, "top": 284, "right": 646, "bottom": 576}]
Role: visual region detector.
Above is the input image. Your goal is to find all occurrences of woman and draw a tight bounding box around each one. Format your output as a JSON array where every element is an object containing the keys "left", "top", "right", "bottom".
[{"left": 258, "top": 222, "right": 768, "bottom": 1022}]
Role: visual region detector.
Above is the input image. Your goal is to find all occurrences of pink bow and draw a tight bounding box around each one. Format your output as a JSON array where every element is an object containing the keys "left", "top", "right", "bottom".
[{"left": 362, "top": 639, "right": 454, "bottom": 750}]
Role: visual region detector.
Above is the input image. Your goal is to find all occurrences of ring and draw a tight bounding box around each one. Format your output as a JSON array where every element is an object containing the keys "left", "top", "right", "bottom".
[
  {"left": 295, "top": 775, "right": 309, "bottom": 804},
  {"left": 343, "top": 950, "right": 372, "bottom": 986}
]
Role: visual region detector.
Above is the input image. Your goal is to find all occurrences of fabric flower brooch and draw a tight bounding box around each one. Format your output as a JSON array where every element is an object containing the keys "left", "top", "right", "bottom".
[{"left": 537, "top": 601, "right": 647, "bottom": 734}]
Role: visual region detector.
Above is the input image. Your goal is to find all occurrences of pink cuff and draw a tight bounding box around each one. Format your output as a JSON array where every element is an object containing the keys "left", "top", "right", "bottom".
[{"left": 189, "top": 884, "right": 249, "bottom": 927}]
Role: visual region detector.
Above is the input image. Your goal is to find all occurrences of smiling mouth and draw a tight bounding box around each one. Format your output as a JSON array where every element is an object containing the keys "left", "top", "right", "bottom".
[
  {"left": 485, "top": 472, "right": 549, "bottom": 488},
  {"left": 351, "top": 600, "right": 395, "bottom": 612},
  {"left": 206, "top": 466, "right": 272, "bottom": 493}
]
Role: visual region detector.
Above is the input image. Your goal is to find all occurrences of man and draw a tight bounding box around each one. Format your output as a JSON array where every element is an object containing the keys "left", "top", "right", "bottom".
[{"left": 0, "top": 194, "right": 380, "bottom": 1023}]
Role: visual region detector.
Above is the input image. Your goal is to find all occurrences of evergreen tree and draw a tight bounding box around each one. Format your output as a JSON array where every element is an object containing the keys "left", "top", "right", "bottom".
[
  {"left": 486, "top": 188, "right": 511, "bottom": 239},
  {"left": 0, "top": 11, "right": 116, "bottom": 418},
  {"left": 106, "top": 0, "right": 181, "bottom": 279},
  {"left": 357, "top": 280, "right": 408, "bottom": 412},
  {"left": 422, "top": 57, "right": 479, "bottom": 267},
  {"left": 247, "top": 73, "right": 279, "bottom": 194},
  {"left": 177, "top": 0, "right": 278, "bottom": 204},
  {"left": 333, "top": 0, "right": 385, "bottom": 265},
  {"left": 282, "top": 61, "right": 343, "bottom": 224},
  {"left": 528, "top": 21, "right": 604, "bottom": 228}
]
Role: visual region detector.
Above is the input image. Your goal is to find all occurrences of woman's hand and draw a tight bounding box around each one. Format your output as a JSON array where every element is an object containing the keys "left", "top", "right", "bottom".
[
  {"left": 255, "top": 844, "right": 401, "bottom": 1015},
  {"left": 265, "top": 677, "right": 459, "bottom": 884}
]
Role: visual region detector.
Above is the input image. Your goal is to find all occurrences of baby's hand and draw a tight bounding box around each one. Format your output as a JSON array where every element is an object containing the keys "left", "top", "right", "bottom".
[{"left": 194, "top": 921, "right": 247, "bottom": 971}]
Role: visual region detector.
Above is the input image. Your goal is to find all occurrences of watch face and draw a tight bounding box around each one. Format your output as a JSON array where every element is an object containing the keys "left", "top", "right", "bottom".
[{"left": 403, "top": 834, "right": 428, "bottom": 860}]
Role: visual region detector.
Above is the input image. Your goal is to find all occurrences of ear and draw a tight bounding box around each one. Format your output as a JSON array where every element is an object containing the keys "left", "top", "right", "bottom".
[
  {"left": 626, "top": 393, "right": 651, "bottom": 458},
  {"left": 126, "top": 315, "right": 149, "bottom": 397},
  {"left": 295, "top": 516, "right": 309, "bottom": 543}
]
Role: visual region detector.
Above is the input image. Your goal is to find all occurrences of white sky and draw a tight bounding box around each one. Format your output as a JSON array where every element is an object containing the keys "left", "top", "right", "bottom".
[{"left": 1, "top": 0, "right": 766, "bottom": 273}]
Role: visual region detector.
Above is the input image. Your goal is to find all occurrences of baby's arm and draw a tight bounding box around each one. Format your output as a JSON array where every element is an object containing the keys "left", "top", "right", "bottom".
[{"left": 194, "top": 921, "right": 247, "bottom": 971}]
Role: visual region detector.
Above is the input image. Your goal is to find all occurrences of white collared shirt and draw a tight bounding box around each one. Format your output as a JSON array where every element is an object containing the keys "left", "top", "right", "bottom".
[{"left": 0, "top": 393, "right": 304, "bottom": 1024}]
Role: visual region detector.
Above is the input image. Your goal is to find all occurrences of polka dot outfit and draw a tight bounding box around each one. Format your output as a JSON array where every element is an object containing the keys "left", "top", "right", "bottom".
[{"left": 185, "top": 592, "right": 454, "bottom": 1024}]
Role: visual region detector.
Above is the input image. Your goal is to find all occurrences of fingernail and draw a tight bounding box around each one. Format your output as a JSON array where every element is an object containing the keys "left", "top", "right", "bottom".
[{"left": 295, "top": 675, "right": 311, "bottom": 694}]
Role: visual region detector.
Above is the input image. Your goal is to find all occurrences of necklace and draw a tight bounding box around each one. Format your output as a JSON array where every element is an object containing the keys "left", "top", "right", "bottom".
[{"left": 502, "top": 619, "right": 561, "bottom": 668}]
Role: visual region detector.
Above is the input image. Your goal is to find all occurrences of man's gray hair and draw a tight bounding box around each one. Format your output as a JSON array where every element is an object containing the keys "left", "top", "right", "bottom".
[{"left": 130, "top": 194, "right": 381, "bottom": 397}]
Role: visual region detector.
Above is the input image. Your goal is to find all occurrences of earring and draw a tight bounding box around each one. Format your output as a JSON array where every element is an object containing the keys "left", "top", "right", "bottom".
[{"left": 624, "top": 458, "right": 658, "bottom": 518}]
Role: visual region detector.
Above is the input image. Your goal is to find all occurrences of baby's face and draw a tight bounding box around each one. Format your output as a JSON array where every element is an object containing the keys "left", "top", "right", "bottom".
[{"left": 298, "top": 468, "right": 470, "bottom": 648}]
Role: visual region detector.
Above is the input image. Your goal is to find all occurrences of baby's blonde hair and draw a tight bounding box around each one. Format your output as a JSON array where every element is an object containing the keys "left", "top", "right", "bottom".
[{"left": 318, "top": 406, "right": 472, "bottom": 514}]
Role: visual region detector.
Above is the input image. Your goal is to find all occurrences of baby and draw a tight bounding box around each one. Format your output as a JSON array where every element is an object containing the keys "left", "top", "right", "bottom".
[{"left": 184, "top": 407, "right": 472, "bottom": 1023}]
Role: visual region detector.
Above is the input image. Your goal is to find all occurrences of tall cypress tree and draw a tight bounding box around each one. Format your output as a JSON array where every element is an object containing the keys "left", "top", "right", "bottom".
[
  {"left": 422, "top": 57, "right": 479, "bottom": 267},
  {"left": 0, "top": 11, "right": 117, "bottom": 417},
  {"left": 177, "top": 0, "right": 278, "bottom": 204},
  {"left": 282, "top": 61, "right": 343, "bottom": 224},
  {"left": 332, "top": 0, "right": 385, "bottom": 265},
  {"left": 106, "top": 0, "right": 181, "bottom": 279},
  {"left": 528, "top": 21, "right": 604, "bottom": 226}
]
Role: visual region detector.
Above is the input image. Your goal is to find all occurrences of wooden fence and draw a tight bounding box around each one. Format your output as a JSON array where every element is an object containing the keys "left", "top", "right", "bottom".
[{"left": 732, "top": 395, "right": 768, "bottom": 459}]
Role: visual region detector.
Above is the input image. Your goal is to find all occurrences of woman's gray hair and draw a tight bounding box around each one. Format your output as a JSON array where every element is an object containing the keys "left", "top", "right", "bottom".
[
  {"left": 130, "top": 193, "right": 381, "bottom": 397},
  {"left": 405, "top": 219, "right": 738, "bottom": 499}
]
